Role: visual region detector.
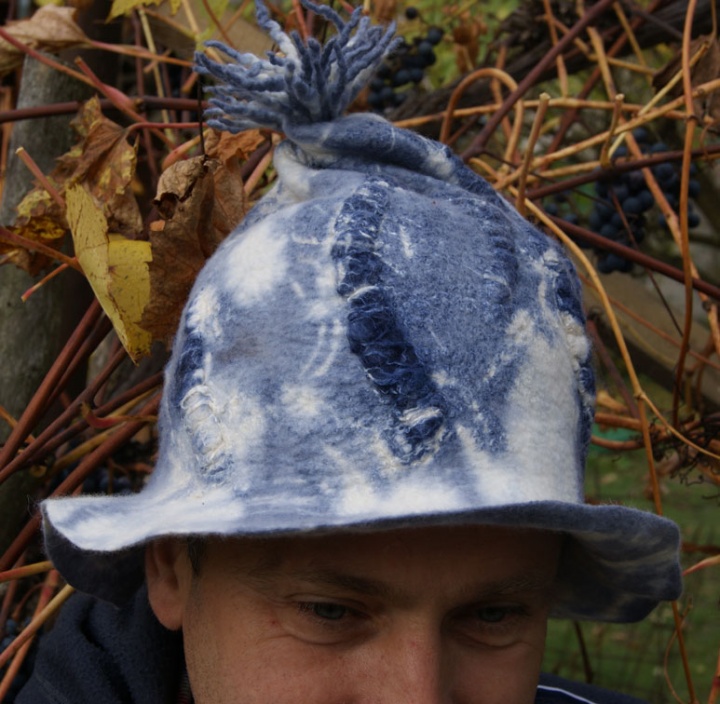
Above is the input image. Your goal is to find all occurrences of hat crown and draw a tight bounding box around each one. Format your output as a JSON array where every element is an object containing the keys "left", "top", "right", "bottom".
[{"left": 155, "top": 132, "right": 593, "bottom": 518}]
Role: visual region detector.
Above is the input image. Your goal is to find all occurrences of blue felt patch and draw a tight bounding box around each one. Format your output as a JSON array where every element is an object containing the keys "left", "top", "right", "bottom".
[{"left": 332, "top": 178, "right": 448, "bottom": 462}]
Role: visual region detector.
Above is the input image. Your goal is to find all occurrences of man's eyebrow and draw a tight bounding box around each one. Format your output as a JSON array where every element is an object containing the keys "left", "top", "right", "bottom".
[
  {"left": 292, "top": 569, "right": 400, "bottom": 599},
  {"left": 244, "top": 565, "right": 401, "bottom": 599},
  {"left": 244, "top": 563, "right": 555, "bottom": 603},
  {"left": 471, "top": 573, "right": 557, "bottom": 597}
]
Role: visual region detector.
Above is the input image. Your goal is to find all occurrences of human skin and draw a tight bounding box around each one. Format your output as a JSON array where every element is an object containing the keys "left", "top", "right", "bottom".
[{"left": 146, "top": 525, "right": 562, "bottom": 704}]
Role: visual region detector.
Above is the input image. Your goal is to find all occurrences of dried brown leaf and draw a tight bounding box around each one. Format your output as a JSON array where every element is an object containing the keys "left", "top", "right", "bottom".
[
  {"left": 452, "top": 14, "right": 484, "bottom": 75},
  {"left": 204, "top": 129, "right": 266, "bottom": 166},
  {"left": 7, "top": 97, "right": 142, "bottom": 274},
  {"left": 0, "top": 216, "right": 66, "bottom": 274},
  {"left": 154, "top": 158, "right": 207, "bottom": 220},
  {"left": 55, "top": 97, "right": 142, "bottom": 236},
  {"left": 373, "top": 0, "right": 397, "bottom": 25},
  {"left": 0, "top": 7, "right": 89, "bottom": 77},
  {"left": 4, "top": 190, "right": 65, "bottom": 275},
  {"left": 141, "top": 155, "right": 248, "bottom": 342},
  {"left": 653, "top": 36, "right": 720, "bottom": 130},
  {"left": 144, "top": 12, "right": 271, "bottom": 60}
]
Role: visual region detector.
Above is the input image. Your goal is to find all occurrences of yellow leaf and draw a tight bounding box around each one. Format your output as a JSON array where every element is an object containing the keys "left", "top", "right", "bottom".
[
  {"left": 13, "top": 216, "right": 66, "bottom": 244},
  {"left": 15, "top": 189, "right": 56, "bottom": 224},
  {"left": 67, "top": 184, "right": 152, "bottom": 362},
  {"left": 204, "top": 0, "right": 229, "bottom": 21},
  {"left": 108, "top": 0, "right": 162, "bottom": 20},
  {"left": 8, "top": 97, "right": 141, "bottom": 275}
]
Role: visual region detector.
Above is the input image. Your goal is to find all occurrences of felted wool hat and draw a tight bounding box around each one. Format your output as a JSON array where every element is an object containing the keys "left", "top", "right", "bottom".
[{"left": 42, "top": 0, "right": 681, "bottom": 621}]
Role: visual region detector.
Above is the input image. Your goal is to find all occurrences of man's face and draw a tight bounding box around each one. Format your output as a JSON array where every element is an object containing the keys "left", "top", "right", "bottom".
[{"left": 146, "top": 525, "right": 561, "bottom": 704}]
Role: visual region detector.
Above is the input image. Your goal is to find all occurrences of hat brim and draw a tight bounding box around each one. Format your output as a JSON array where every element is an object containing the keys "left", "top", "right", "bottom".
[{"left": 42, "top": 493, "right": 680, "bottom": 622}]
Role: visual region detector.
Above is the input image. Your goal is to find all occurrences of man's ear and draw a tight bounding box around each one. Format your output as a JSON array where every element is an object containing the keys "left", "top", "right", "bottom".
[{"left": 145, "top": 539, "right": 192, "bottom": 631}]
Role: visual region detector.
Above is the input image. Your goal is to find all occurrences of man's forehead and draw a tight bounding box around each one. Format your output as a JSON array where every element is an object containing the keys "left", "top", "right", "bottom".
[{"left": 208, "top": 525, "right": 562, "bottom": 600}]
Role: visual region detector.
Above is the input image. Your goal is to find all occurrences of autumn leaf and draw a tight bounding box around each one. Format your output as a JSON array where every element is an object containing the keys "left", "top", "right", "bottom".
[
  {"left": 0, "top": 213, "right": 68, "bottom": 272},
  {"left": 204, "top": 129, "right": 266, "bottom": 166},
  {"left": 144, "top": 8, "right": 273, "bottom": 60},
  {"left": 141, "top": 153, "right": 249, "bottom": 342},
  {"left": 452, "top": 14, "right": 486, "bottom": 75},
  {"left": 7, "top": 97, "right": 142, "bottom": 274},
  {"left": 108, "top": 0, "right": 174, "bottom": 21},
  {"left": 0, "top": 6, "right": 89, "bottom": 77},
  {"left": 653, "top": 35, "right": 720, "bottom": 130},
  {"left": 1, "top": 186, "right": 66, "bottom": 274},
  {"left": 67, "top": 184, "right": 152, "bottom": 362},
  {"left": 55, "top": 97, "right": 142, "bottom": 237},
  {"left": 372, "top": 0, "right": 397, "bottom": 25}
]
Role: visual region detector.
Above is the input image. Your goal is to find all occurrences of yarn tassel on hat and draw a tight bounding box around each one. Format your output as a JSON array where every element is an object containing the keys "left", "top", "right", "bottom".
[{"left": 194, "top": 0, "right": 398, "bottom": 132}]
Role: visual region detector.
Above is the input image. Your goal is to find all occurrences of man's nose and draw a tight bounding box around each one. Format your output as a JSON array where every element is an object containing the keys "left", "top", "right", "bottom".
[{"left": 367, "top": 626, "right": 452, "bottom": 704}]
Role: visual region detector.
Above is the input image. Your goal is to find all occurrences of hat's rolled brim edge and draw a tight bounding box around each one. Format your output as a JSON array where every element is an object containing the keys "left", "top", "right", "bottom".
[{"left": 41, "top": 495, "right": 681, "bottom": 623}]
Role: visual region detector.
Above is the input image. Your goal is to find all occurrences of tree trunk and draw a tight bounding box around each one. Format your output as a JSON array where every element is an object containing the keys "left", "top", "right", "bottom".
[{"left": 0, "top": 53, "right": 92, "bottom": 556}]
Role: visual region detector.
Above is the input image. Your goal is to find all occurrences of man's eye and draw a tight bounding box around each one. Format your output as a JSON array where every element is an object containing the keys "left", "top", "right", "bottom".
[
  {"left": 283, "top": 601, "right": 372, "bottom": 645},
  {"left": 451, "top": 604, "right": 532, "bottom": 646},
  {"left": 305, "top": 602, "right": 348, "bottom": 621},
  {"left": 475, "top": 606, "right": 510, "bottom": 623}
]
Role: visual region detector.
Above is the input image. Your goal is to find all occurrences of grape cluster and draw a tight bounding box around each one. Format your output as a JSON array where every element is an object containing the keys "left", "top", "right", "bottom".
[
  {"left": 368, "top": 9, "right": 443, "bottom": 111},
  {"left": 586, "top": 128, "right": 702, "bottom": 274},
  {"left": 543, "top": 193, "right": 579, "bottom": 230}
]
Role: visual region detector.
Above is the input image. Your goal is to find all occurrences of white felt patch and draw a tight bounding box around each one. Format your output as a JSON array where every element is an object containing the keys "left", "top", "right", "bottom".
[
  {"left": 225, "top": 220, "right": 288, "bottom": 306},
  {"left": 281, "top": 383, "right": 325, "bottom": 419}
]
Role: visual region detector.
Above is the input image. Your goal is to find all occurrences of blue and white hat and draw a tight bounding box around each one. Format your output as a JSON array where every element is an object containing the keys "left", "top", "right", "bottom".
[{"left": 42, "top": 0, "right": 681, "bottom": 621}]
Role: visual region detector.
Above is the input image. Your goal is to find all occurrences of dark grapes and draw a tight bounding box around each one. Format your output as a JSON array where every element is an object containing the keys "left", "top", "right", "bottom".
[
  {"left": 367, "top": 22, "right": 441, "bottom": 112},
  {"left": 392, "top": 69, "right": 410, "bottom": 86},
  {"left": 585, "top": 131, "right": 702, "bottom": 274},
  {"left": 542, "top": 196, "right": 588, "bottom": 247},
  {"left": 380, "top": 85, "right": 395, "bottom": 102},
  {"left": 597, "top": 252, "right": 633, "bottom": 274},
  {"left": 417, "top": 40, "right": 434, "bottom": 56},
  {"left": 653, "top": 162, "right": 675, "bottom": 184},
  {"left": 622, "top": 197, "right": 642, "bottom": 215},
  {"left": 426, "top": 26, "right": 444, "bottom": 45}
]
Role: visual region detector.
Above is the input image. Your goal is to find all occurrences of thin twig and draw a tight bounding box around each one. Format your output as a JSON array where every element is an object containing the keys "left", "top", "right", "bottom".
[
  {"left": 462, "top": 0, "right": 617, "bottom": 159},
  {"left": 15, "top": 148, "right": 64, "bottom": 207},
  {"left": 516, "top": 93, "right": 549, "bottom": 215},
  {"left": 0, "top": 561, "right": 53, "bottom": 584},
  {"left": 541, "top": 0, "right": 569, "bottom": 96},
  {"left": 0, "top": 301, "right": 102, "bottom": 476},
  {"left": 440, "top": 68, "right": 521, "bottom": 151},
  {"left": 138, "top": 9, "right": 173, "bottom": 144},
  {"left": 0, "top": 227, "right": 81, "bottom": 272},
  {"left": 201, "top": 0, "right": 234, "bottom": 46},
  {"left": 21, "top": 263, "right": 71, "bottom": 302},
  {"left": 243, "top": 144, "right": 275, "bottom": 196},
  {"left": 0, "top": 582, "right": 73, "bottom": 670},
  {"left": 599, "top": 94, "right": 625, "bottom": 167},
  {"left": 673, "top": 5, "right": 705, "bottom": 427}
]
